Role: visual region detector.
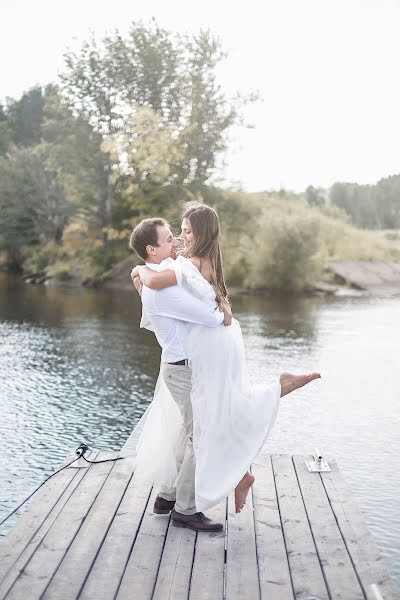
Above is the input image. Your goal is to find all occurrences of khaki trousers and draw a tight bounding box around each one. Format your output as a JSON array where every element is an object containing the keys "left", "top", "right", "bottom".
[{"left": 158, "top": 363, "right": 196, "bottom": 515}]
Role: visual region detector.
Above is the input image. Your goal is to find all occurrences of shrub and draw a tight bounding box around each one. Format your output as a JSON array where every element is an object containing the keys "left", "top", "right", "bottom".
[
  {"left": 56, "top": 268, "right": 72, "bottom": 281},
  {"left": 247, "top": 205, "right": 325, "bottom": 291}
]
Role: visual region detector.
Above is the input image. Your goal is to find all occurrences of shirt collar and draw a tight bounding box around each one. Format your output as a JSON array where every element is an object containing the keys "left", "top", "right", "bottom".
[{"left": 145, "top": 257, "right": 175, "bottom": 271}]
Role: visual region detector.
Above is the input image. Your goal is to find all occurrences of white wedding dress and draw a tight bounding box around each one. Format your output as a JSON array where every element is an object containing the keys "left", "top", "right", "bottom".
[{"left": 120, "top": 256, "right": 281, "bottom": 512}]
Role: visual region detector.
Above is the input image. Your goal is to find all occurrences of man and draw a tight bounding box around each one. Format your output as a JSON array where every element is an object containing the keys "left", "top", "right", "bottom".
[{"left": 129, "top": 217, "right": 229, "bottom": 532}]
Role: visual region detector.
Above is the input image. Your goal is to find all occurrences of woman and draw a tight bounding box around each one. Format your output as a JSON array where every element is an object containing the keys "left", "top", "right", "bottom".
[{"left": 126, "top": 203, "right": 319, "bottom": 513}]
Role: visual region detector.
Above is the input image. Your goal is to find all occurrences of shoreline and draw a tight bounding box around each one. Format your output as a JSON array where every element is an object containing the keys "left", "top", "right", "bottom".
[{"left": 3, "top": 259, "right": 400, "bottom": 298}]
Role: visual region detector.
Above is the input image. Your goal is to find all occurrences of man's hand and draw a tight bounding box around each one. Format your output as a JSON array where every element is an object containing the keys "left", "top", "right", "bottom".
[
  {"left": 132, "top": 275, "right": 143, "bottom": 297},
  {"left": 131, "top": 266, "right": 139, "bottom": 283},
  {"left": 131, "top": 266, "right": 143, "bottom": 296},
  {"left": 220, "top": 299, "right": 232, "bottom": 326}
]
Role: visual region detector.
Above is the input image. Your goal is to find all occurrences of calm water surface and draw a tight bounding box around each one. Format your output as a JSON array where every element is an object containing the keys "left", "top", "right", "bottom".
[{"left": 0, "top": 274, "right": 399, "bottom": 584}]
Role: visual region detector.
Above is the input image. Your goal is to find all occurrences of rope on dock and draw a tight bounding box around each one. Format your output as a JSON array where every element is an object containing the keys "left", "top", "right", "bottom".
[{"left": 0, "top": 443, "right": 124, "bottom": 528}]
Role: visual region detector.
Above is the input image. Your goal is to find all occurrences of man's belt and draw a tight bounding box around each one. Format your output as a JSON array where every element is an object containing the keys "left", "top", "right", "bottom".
[{"left": 167, "top": 359, "right": 189, "bottom": 366}]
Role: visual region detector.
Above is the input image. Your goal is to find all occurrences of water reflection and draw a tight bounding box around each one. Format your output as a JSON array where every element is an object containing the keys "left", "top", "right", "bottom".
[
  {"left": 0, "top": 274, "right": 399, "bottom": 586},
  {"left": 234, "top": 293, "right": 320, "bottom": 340}
]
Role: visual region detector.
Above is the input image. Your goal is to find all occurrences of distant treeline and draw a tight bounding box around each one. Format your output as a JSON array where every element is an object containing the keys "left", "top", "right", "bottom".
[
  {"left": 305, "top": 179, "right": 400, "bottom": 230},
  {"left": 0, "top": 21, "right": 399, "bottom": 290}
]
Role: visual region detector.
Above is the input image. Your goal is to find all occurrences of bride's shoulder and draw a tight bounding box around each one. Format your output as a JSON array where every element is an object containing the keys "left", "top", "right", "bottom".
[
  {"left": 176, "top": 255, "right": 200, "bottom": 273},
  {"left": 175, "top": 255, "right": 214, "bottom": 285},
  {"left": 188, "top": 257, "right": 201, "bottom": 270},
  {"left": 185, "top": 257, "right": 213, "bottom": 282},
  {"left": 177, "top": 256, "right": 214, "bottom": 288}
]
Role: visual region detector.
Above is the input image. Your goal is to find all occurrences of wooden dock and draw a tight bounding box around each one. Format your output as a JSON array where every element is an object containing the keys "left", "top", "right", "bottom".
[{"left": 0, "top": 451, "right": 399, "bottom": 600}]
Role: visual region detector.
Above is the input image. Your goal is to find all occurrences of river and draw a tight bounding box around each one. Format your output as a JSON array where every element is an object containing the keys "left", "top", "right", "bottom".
[{"left": 0, "top": 273, "right": 399, "bottom": 584}]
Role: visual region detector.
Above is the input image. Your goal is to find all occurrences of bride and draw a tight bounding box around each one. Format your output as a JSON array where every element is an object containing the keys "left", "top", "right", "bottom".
[{"left": 122, "top": 202, "right": 320, "bottom": 513}]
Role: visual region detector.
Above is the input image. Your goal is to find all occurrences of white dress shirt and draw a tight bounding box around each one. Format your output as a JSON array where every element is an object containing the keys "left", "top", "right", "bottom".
[{"left": 140, "top": 258, "right": 224, "bottom": 363}]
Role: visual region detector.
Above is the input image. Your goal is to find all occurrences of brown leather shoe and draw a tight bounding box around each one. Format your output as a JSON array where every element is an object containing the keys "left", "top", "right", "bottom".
[
  {"left": 153, "top": 496, "right": 176, "bottom": 514},
  {"left": 172, "top": 510, "right": 224, "bottom": 532}
]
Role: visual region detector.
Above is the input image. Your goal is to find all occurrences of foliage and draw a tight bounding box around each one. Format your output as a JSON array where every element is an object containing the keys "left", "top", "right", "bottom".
[
  {"left": 0, "top": 143, "right": 70, "bottom": 271},
  {"left": 245, "top": 201, "right": 325, "bottom": 291},
  {"left": 330, "top": 176, "right": 400, "bottom": 229},
  {"left": 1, "top": 21, "right": 400, "bottom": 289},
  {"left": 202, "top": 192, "right": 400, "bottom": 291},
  {"left": 60, "top": 22, "right": 248, "bottom": 185},
  {"left": 0, "top": 105, "right": 12, "bottom": 156},
  {"left": 5, "top": 86, "right": 47, "bottom": 147}
]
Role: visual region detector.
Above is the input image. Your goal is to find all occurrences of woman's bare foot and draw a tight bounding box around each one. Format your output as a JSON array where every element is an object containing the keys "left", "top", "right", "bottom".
[
  {"left": 279, "top": 372, "right": 321, "bottom": 397},
  {"left": 235, "top": 471, "right": 255, "bottom": 513}
]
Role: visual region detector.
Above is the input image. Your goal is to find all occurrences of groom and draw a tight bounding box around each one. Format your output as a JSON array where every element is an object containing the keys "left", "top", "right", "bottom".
[{"left": 129, "top": 217, "right": 229, "bottom": 532}]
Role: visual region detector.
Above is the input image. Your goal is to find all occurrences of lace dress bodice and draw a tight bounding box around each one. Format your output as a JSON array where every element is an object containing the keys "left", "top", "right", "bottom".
[{"left": 172, "top": 256, "right": 217, "bottom": 311}]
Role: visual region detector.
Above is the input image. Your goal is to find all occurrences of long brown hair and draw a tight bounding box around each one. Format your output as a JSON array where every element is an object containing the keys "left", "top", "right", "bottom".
[{"left": 182, "top": 202, "right": 228, "bottom": 301}]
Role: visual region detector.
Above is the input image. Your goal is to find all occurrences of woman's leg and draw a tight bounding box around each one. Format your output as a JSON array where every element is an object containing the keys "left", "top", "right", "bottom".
[
  {"left": 234, "top": 372, "right": 321, "bottom": 512},
  {"left": 235, "top": 471, "right": 255, "bottom": 513},
  {"left": 279, "top": 372, "right": 321, "bottom": 396}
]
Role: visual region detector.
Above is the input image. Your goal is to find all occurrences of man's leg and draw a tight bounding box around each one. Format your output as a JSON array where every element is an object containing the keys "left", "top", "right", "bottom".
[
  {"left": 157, "top": 426, "right": 186, "bottom": 502},
  {"left": 159, "top": 364, "right": 196, "bottom": 515}
]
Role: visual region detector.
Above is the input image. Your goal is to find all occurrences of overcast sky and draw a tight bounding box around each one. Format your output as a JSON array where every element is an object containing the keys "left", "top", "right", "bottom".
[{"left": 1, "top": 0, "right": 400, "bottom": 192}]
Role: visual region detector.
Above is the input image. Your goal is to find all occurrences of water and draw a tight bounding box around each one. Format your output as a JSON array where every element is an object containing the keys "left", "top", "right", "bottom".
[{"left": 0, "top": 273, "right": 399, "bottom": 584}]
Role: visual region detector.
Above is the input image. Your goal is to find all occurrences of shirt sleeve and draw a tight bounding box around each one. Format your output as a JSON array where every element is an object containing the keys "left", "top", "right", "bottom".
[
  {"left": 139, "top": 306, "right": 154, "bottom": 331},
  {"left": 153, "top": 285, "right": 223, "bottom": 327}
]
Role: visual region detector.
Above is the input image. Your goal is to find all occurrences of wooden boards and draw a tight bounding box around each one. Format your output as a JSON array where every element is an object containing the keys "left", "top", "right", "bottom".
[{"left": 1, "top": 453, "right": 398, "bottom": 600}]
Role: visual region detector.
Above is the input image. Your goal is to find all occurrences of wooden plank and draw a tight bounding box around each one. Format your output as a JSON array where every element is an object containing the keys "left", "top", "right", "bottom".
[
  {"left": 0, "top": 449, "right": 82, "bottom": 582},
  {"left": 0, "top": 451, "right": 98, "bottom": 599},
  {"left": 321, "top": 459, "right": 400, "bottom": 600},
  {"left": 41, "top": 453, "right": 135, "bottom": 600},
  {"left": 272, "top": 454, "right": 329, "bottom": 600},
  {"left": 293, "top": 455, "right": 365, "bottom": 600},
  {"left": 116, "top": 487, "right": 171, "bottom": 600},
  {"left": 4, "top": 451, "right": 115, "bottom": 600},
  {"left": 252, "top": 456, "right": 294, "bottom": 600},
  {"left": 189, "top": 500, "right": 226, "bottom": 600},
  {"left": 225, "top": 485, "right": 260, "bottom": 600},
  {"left": 3, "top": 451, "right": 397, "bottom": 600},
  {"left": 152, "top": 519, "right": 196, "bottom": 600},
  {"left": 80, "top": 471, "right": 152, "bottom": 600}
]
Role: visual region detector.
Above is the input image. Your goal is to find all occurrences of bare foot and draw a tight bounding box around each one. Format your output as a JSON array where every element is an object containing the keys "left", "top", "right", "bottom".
[
  {"left": 235, "top": 471, "right": 255, "bottom": 513},
  {"left": 279, "top": 372, "right": 321, "bottom": 397}
]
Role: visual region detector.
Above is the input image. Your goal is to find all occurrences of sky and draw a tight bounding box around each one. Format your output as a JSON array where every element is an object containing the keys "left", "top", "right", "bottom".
[{"left": 1, "top": 0, "right": 400, "bottom": 192}]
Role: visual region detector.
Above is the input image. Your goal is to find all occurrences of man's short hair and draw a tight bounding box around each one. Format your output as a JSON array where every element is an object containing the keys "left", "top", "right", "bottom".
[{"left": 129, "top": 217, "right": 168, "bottom": 261}]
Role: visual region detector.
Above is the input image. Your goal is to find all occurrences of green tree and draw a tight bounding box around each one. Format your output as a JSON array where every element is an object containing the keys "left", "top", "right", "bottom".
[
  {"left": 249, "top": 206, "right": 325, "bottom": 291},
  {"left": 60, "top": 34, "right": 123, "bottom": 240},
  {"left": 6, "top": 86, "right": 47, "bottom": 146},
  {"left": 330, "top": 177, "right": 400, "bottom": 230},
  {"left": 108, "top": 22, "right": 183, "bottom": 125},
  {"left": 178, "top": 30, "right": 239, "bottom": 185},
  {"left": 0, "top": 104, "right": 12, "bottom": 155},
  {"left": 305, "top": 185, "right": 327, "bottom": 207},
  {"left": 376, "top": 175, "right": 400, "bottom": 229},
  {"left": 42, "top": 87, "right": 108, "bottom": 231},
  {"left": 0, "top": 144, "right": 70, "bottom": 257},
  {"left": 59, "top": 21, "right": 253, "bottom": 233}
]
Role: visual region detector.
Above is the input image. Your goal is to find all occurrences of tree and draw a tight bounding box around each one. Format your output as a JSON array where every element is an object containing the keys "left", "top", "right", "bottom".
[
  {"left": 0, "top": 144, "right": 70, "bottom": 258},
  {"left": 305, "top": 185, "right": 327, "bottom": 207},
  {"left": 6, "top": 86, "right": 47, "bottom": 147},
  {"left": 178, "top": 30, "right": 238, "bottom": 185},
  {"left": 60, "top": 34, "right": 123, "bottom": 241},
  {"left": 330, "top": 179, "right": 400, "bottom": 229},
  {"left": 108, "top": 21, "right": 183, "bottom": 125},
  {"left": 376, "top": 175, "right": 400, "bottom": 229},
  {"left": 42, "top": 87, "right": 108, "bottom": 231},
  {"left": 59, "top": 21, "right": 253, "bottom": 234},
  {"left": 0, "top": 104, "right": 12, "bottom": 155}
]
